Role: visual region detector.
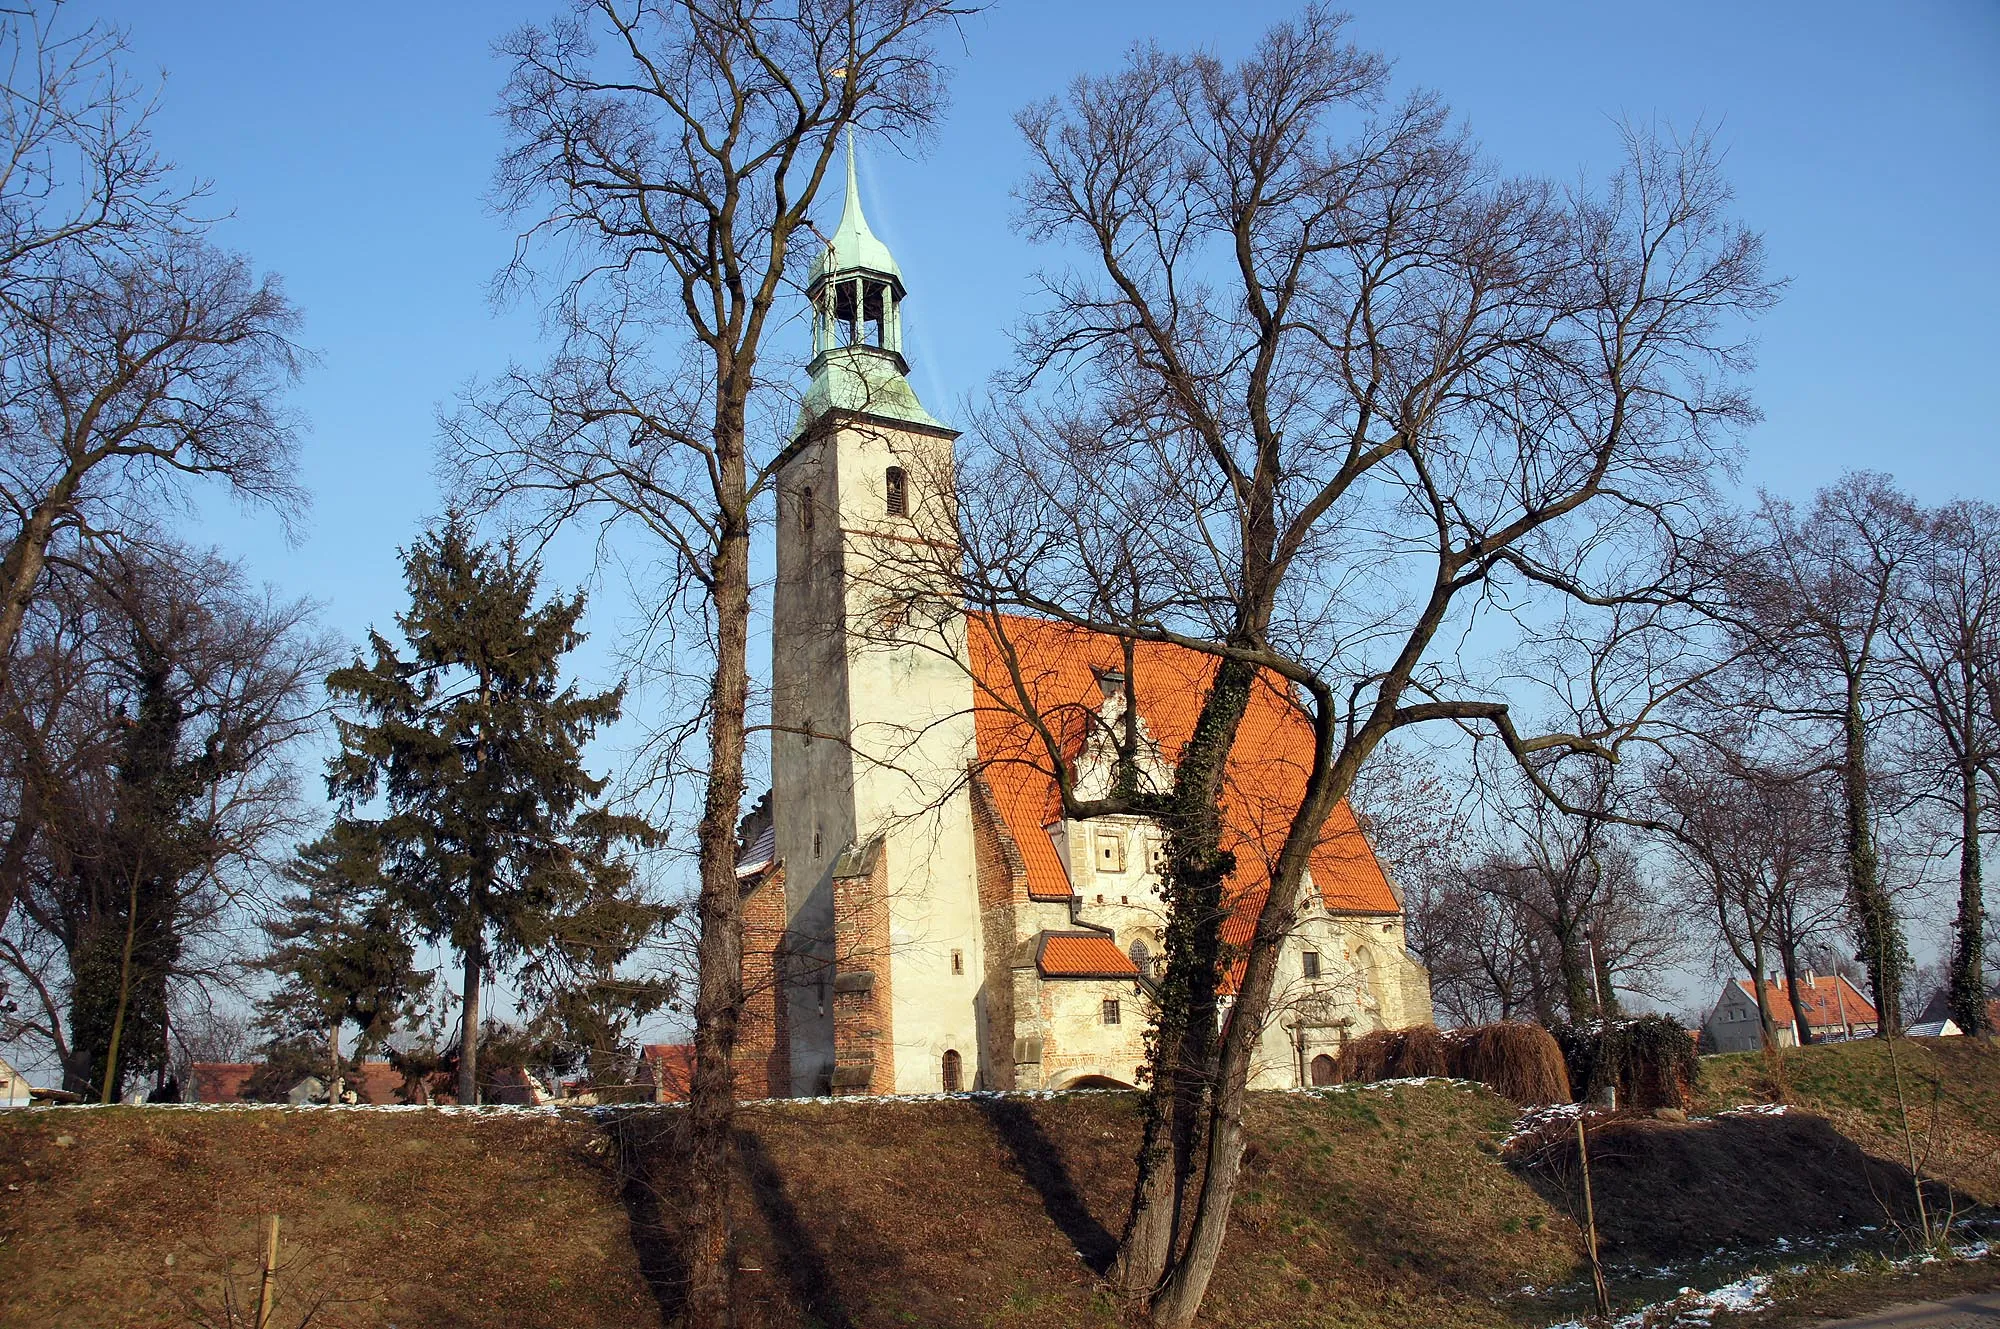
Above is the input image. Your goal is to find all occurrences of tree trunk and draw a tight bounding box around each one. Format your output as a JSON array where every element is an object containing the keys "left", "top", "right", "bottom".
[
  {"left": 1776, "top": 936, "right": 1815, "bottom": 1046},
  {"left": 1841, "top": 688, "right": 1901, "bottom": 1034},
  {"left": 1949, "top": 753, "right": 1988, "bottom": 1037},
  {"left": 1747, "top": 938, "right": 1780, "bottom": 1052},
  {"left": 0, "top": 489, "right": 69, "bottom": 700},
  {"left": 684, "top": 405, "right": 754, "bottom": 1329},
  {"left": 98, "top": 867, "right": 145, "bottom": 1104},
  {"left": 1148, "top": 814, "right": 1302, "bottom": 1329},
  {"left": 1110, "top": 655, "right": 1255, "bottom": 1299},
  {"left": 458, "top": 941, "right": 482, "bottom": 1106}
]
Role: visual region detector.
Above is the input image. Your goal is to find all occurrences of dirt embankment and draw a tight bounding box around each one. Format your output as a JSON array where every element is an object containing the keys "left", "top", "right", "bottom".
[{"left": 2, "top": 1039, "right": 1994, "bottom": 1329}]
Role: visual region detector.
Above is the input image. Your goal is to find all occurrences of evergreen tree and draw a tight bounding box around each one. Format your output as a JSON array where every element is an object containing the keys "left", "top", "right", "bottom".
[
  {"left": 255, "top": 820, "right": 427, "bottom": 1097},
  {"left": 326, "top": 518, "right": 665, "bottom": 1104}
]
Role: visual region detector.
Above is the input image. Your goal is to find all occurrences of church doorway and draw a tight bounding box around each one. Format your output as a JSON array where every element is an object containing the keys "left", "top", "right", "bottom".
[{"left": 1310, "top": 1053, "right": 1338, "bottom": 1086}]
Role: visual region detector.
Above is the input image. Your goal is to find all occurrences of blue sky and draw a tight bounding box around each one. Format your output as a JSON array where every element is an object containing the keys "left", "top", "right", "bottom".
[
  {"left": 76, "top": 1, "right": 2000, "bottom": 1021},
  {"left": 99, "top": 0, "right": 1999, "bottom": 659}
]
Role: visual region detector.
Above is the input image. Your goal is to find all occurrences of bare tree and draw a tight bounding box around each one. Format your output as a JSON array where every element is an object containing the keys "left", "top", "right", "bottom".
[
  {"left": 1891, "top": 500, "right": 2000, "bottom": 1037},
  {"left": 938, "top": 10, "right": 1776, "bottom": 1323},
  {"left": 443, "top": 4, "right": 965, "bottom": 1321},
  {"left": 0, "top": 539, "right": 325, "bottom": 1098},
  {"left": 0, "top": 6, "right": 305, "bottom": 745},
  {"left": 1725, "top": 475, "right": 1928, "bottom": 1034},
  {"left": 1651, "top": 744, "right": 1844, "bottom": 1050}
]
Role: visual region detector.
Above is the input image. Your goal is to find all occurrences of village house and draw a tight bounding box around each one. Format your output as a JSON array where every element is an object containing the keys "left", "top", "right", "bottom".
[
  {"left": 0, "top": 1054, "right": 31, "bottom": 1108},
  {"left": 726, "top": 144, "right": 1431, "bottom": 1101},
  {"left": 1703, "top": 974, "right": 1879, "bottom": 1052}
]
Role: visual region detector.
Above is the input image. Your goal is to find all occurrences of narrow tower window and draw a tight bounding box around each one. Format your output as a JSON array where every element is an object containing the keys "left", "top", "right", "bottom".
[
  {"left": 885, "top": 466, "right": 907, "bottom": 516},
  {"left": 863, "top": 280, "right": 887, "bottom": 347},
  {"left": 951, "top": 948, "right": 964, "bottom": 975},
  {"left": 800, "top": 485, "right": 814, "bottom": 532}
]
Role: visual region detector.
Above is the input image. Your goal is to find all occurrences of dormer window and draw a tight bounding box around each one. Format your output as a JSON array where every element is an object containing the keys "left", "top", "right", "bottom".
[{"left": 885, "top": 466, "right": 907, "bottom": 516}]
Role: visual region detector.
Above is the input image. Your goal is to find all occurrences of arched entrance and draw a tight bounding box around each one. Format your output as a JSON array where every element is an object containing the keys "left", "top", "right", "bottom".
[{"left": 1310, "top": 1053, "right": 1338, "bottom": 1086}]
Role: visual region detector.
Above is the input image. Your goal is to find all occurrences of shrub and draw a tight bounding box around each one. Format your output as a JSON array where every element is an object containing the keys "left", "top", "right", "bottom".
[
  {"left": 1549, "top": 1016, "right": 1699, "bottom": 1111},
  {"left": 1449, "top": 1023, "right": 1572, "bottom": 1106}
]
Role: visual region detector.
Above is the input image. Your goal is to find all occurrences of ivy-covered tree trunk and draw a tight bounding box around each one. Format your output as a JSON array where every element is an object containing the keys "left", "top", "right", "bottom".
[
  {"left": 1776, "top": 936, "right": 1816, "bottom": 1046},
  {"left": 1842, "top": 685, "right": 1903, "bottom": 1035},
  {"left": 1111, "top": 656, "right": 1255, "bottom": 1299},
  {"left": 1949, "top": 748, "right": 1987, "bottom": 1037}
]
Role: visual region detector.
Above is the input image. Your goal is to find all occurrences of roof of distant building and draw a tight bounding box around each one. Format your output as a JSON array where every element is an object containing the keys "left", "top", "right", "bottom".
[
  {"left": 1733, "top": 975, "right": 1879, "bottom": 1030},
  {"left": 643, "top": 1043, "right": 695, "bottom": 1103},
  {"left": 190, "top": 1062, "right": 255, "bottom": 1104}
]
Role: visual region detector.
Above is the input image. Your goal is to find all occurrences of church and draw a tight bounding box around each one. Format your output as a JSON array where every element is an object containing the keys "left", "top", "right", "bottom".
[{"left": 728, "top": 146, "right": 1432, "bottom": 1100}]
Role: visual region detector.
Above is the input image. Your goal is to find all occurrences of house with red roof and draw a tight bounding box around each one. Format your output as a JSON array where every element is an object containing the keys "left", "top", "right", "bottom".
[
  {"left": 729, "top": 150, "right": 1431, "bottom": 1100},
  {"left": 1703, "top": 974, "right": 1879, "bottom": 1052}
]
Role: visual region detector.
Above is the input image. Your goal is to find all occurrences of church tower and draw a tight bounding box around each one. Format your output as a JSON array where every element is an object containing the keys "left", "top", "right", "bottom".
[{"left": 769, "top": 138, "right": 987, "bottom": 1096}]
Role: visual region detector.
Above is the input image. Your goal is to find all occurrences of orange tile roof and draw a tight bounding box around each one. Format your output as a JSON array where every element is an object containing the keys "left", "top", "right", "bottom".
[
  {"left": 967, "top": 614, "right": 1403, "bottom": 927},
  {"left": 190, "top": 1062, "right": 255, "bottom": 1103},
  {"left": 643, "top": 1043, "right": 695, "bottom": 1103},
  {"left": 1037, "top": 932, "right": 1142, "bottom": 979},
  {"left": 1736, "top": 976, "right": 1879, "bottom": 1030}
]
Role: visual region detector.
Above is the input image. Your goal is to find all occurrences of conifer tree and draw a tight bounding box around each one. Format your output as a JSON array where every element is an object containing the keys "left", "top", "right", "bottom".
[
  {"left": 255, "top": 820, "right": 427, "bottom": 1097},
  {"left": 326, "top": 517, "right": 664, "bottom": 1104}
]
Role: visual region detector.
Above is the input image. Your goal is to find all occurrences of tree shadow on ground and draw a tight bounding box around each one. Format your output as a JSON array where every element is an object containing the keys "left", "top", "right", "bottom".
[
  {"left": 733, "top": 1127, "right": 859, "bottom": 1329},
  {"left": 974, "top": 1095, "right": 1118, "bottom": 1273},
  {"left": 600, "top": 1111, "right": 689, "bottom": 1328},
  {"left": 1510, "top": 1111, "right": 1977, "bottom": 1263}
]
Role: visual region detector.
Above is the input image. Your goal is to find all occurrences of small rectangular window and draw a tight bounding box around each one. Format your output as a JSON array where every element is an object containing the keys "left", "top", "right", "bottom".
[
  {"left": 1146, "top": 837, "right": 1166, "bottom": 873},
  {"left": 951, "top": 949, "right": 964, "bottom": 976},
  {"left": 1303, "top": 951, "right": 1321, "bottom": 980},
  {"left": 1102, "top": 999, "right": 1121, "bottom": 1026},
  {"left": 885, "top": 466, "right": 907, "bottom": 516},
  {"left": 1096, "top": 829, "right": 1126, "bottom": 873}
]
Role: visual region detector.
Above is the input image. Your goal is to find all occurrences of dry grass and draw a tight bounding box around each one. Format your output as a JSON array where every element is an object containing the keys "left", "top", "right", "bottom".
[{"left": 2, "top": 1041, "right": 1995, "bottom": 1329}]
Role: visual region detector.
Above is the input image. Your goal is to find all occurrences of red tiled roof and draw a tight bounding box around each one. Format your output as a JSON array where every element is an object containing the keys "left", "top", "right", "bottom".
[
  {"left": 967, "top": 615, "right": 1403, "bottom": 927},
  {"left": 190, "top": 1062, "right": 254, "bottom": 1104},
  {"left": 1736, "top": 975, "right": 1879, "bottom": 1030},
  {"left": 643, "top": 1043, "right": 695, "bottom": 1103},
  {"left": 1037, "top": 932, "right": 1142, "bottom": 979}
]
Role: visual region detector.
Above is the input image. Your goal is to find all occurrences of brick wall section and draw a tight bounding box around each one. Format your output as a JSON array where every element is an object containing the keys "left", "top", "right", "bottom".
[
  {"left": 830, "top": 840, "right": 894, "bottom": 1095},
  {"left": 971, "top": 774, "right": 1031, "bottom": 1089},
  {"left": 733, "top": 866, "right": 791, "bottom": 1100}
]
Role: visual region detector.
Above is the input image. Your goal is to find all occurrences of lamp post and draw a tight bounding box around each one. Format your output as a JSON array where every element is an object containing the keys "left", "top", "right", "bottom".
[{"left": 1584, "top": 923, "right": 1616, "bottom": 1110}]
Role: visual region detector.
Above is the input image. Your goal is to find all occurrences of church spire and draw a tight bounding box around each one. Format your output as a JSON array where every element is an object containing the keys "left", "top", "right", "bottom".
[{"left": 797, "top": 130, "right": 943, "bottom": 435}]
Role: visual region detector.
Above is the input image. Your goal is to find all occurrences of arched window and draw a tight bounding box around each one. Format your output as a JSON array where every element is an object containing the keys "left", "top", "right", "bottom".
[
  {"left": 1310, "top": 1054, "right": 1337, "bottom": 1087},
  {"left": 885, "top": 466, "right": 907, "bottom": 516},
  {"left": 1128, "top": 937, "right": 1151, "bottom": 977},
  {"left": 941, "top": 1049, "right": 962, "bottom": 1093},
  {"left": 800, "top": 485, "right": 814, "bottom": 532}
]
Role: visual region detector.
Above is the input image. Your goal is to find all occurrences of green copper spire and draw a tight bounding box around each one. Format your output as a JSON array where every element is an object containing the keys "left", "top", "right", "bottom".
[{"left": 795, "top": 131, "right": 944, "bottom": 436}]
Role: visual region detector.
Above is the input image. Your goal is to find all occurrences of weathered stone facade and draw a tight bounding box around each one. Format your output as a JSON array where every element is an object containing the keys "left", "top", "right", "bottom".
[{"left": 732, "top": 140, "right": 1431, "bottom": 1101}]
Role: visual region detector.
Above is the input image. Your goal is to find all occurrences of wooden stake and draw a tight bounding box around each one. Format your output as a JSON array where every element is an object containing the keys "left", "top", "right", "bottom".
[
  {"left": 255, "top": 1213, "right": 280, "bottom": 1329},
  {"left": 1576, "top": 1112, "right": 1608, "bottom": 1320}
]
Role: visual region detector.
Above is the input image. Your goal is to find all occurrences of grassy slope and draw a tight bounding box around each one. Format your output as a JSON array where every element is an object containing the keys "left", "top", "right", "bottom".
[
  {"left": 2, "top": 1040, "right": 1994, "bottom": 1329},
  {"left": 1699, "top": 1037, "right": 2000, "bottom": 1205}
]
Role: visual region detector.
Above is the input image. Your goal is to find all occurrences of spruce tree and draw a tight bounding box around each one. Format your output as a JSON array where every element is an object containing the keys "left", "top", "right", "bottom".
[
  {"left": 255, "top": 820, "right": 426, "bottom": 1097},
  {"left": 327, "top": 517, "right": 663, "bottom": 1104}
]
